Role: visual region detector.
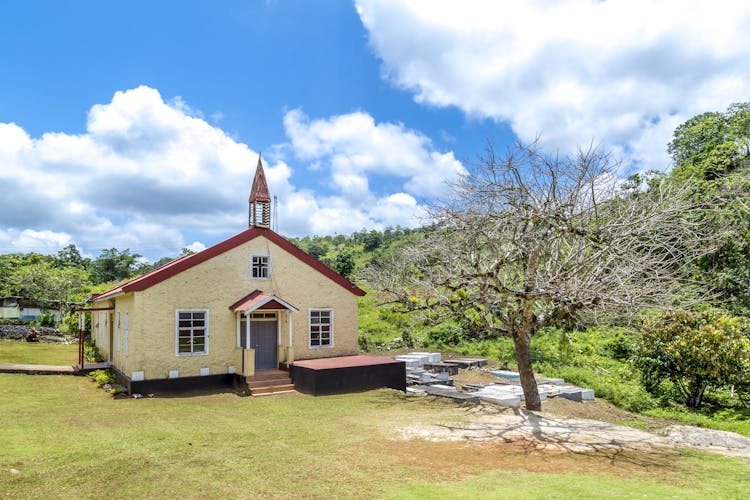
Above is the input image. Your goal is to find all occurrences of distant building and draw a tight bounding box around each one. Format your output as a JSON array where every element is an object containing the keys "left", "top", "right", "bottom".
[{"left": 0, "top": 296, "right": 65, "bottom": 324}]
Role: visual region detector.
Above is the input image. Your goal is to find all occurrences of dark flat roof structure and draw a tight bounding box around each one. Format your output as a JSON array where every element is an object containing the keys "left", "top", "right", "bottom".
[
  {"left": 293, "top": 355, "right": 402, "bottom": 370},
  {"left": 291, "top": 355, "right": 406, "bottom": 396}
]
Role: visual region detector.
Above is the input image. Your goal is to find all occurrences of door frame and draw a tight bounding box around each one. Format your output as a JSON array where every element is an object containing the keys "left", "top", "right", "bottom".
[{"left": 241, "top": 312, "right": 279, "bottom": 370}]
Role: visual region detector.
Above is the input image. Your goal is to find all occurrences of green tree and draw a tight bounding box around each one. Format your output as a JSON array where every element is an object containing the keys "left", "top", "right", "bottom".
[
  {"left": 91, "top": 248, "right": 141, "bottom": 284},
  {"left": 633, "top": 310, "right": 750, "bottom": 409},
  {"left": 331, "top": 248, "right": 356, "bottom": 278},
  {"left": 666, "top": 102, "right": 750, "bottom": 315},
  {"left": 307, "top": 240, "right": 329, "bottom": 260},
  {"left": 54, "top": 244, "right": 89, "bottom": 269},
  {"left": 9, "top": 262, "right": 90, "bottom": 304}
]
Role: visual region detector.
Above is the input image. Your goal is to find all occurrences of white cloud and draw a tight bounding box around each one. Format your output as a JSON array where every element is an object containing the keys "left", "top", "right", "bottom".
[
  {"left": 356, "top": 0, "right": 750, "bottom": 171},
  {"left": 0, "top": 86, "right": 262, "bottom": 259},
  {"left": 0, "top": 86, "right": 461, "bottom": 258},
  {"left": 186, "top": 241, "right": 207, "bottom": 253},
  {"left": 0, "top": 229, "right": 73, "bottom": 254},
  {"left": 283, "top": 108, "right": 465, "bottom": 198}
]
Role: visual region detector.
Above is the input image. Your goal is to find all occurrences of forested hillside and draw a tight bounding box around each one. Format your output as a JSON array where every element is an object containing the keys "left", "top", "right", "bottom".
[{"left": 1, "top": 103, "right": 748, "bottom": 426}]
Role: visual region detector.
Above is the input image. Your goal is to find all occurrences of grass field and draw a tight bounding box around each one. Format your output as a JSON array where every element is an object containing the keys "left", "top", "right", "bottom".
[
  {"left": 2, "top": 374, "right": 750, "bottom": 499},
  {"left": 0, "top": 340, "right": 77, "bottom": 365}
]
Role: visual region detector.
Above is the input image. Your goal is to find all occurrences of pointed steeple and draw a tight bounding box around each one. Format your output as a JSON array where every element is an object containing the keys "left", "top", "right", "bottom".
[{"left": 249, "top": 155, "right": 271, "bottom": 228}]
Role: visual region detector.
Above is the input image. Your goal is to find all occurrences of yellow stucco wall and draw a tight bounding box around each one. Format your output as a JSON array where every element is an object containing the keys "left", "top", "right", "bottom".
[
  {"left": 97, "top": 235, "right": 359, "bottom": 380},
  {"left": 92, "top": 294, "right": 135, "bottom": 375}
]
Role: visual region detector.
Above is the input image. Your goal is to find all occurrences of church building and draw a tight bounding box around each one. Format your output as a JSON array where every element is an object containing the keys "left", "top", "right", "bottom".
[{"left": 89, "top": 158, "right": 368, "bottom": 394}]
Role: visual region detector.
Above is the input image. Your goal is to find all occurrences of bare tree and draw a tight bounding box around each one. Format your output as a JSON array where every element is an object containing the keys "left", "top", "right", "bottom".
[{"left": 364, "top": 140, "right": 711, "bottom": 411}]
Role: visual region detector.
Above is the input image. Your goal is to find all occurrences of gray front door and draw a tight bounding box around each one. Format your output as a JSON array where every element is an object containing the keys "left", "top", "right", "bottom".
[{"left": 252, "top": 320, "right": 278, "bottom": 370}]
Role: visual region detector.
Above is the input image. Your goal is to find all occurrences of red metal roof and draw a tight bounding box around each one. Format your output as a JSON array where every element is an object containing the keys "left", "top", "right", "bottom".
[
  {"left": 249, "top": 156, "right": 271, "bottom": 203},
  {"left": 228, "top": 290, "right": 299, "bottom": 313},
  {"left": 293, "top": 355, "right": 404, "bottom": 370},
  {"left": 92, "top": 227, "right": 366, "bottom": 301}
]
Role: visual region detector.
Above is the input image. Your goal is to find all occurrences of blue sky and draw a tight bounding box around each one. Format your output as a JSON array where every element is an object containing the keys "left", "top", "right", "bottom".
[{"left": 1, "top": 1, "right": 749, "bottom": 261}]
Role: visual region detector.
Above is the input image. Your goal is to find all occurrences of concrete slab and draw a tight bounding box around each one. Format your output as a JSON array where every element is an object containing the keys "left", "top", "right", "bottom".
[
  {"left": 401, "top": 353, "right": 432, "bottom": 365},
  {"left": 537, "top": 376, "right": 566, "bottom": 385},
  {"left": 478, "top": 394, "right": 522, "bottom": 408},
  {"left": 446, "top": 358, "right": 488, "bottom": 368},
  {"left": 491, "top": 370, "right": 521, "bottom": 380},
  {"left": 408, "top": 352, "right": 441, "bottom": 363},
  {"left": 395, "top": 356, "right": 422, "bottom": 368},
  {"left": 560, "top": 386, "right": 594, "bottom": 403},
  {"left": 417, "top": 385, "right": 481, "bottom": 404},
  {"left": 0, "top": 363, "right": 76, "bottom": 375},
  {"left": 477, "top": 385, "right": 547, "bottom": 401},
  {"left": 422, "top": 362, "right": 459, "bottom": 375},
  {"left": 462, "top": 383, "right": 494, "bottom": 392},
  {"left": 430, "top": 384, "right": 457, "bottom": 391}
]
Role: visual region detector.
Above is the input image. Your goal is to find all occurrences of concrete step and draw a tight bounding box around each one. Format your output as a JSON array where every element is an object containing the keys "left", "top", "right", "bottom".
[
  {"left": 247, "top": 377, "right": 292, "bottom": 389},
  {"left": 246, "top": 369, "right": 289, "bottom": 381},
  {"left": 250, "top": 383, "right": 296, "bottom": 396}
]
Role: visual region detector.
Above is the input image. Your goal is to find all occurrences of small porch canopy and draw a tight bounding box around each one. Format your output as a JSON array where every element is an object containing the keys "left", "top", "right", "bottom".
[
  {"left": 228, "top": 290, "right": 299, "bottom": 314},
  {"left": 229, "top": 290, "right": 299, "bottom": 374}
]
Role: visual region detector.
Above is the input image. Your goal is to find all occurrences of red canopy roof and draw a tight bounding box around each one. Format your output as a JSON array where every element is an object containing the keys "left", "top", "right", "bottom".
[{"left": 229, "top": 290, "right": 299, "bottom": 313}]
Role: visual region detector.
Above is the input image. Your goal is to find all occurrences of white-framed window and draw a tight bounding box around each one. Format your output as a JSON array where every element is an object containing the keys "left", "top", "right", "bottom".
[
  {"left": 176, "top": 309, "right": 209, "bottom": 356},
  {"left": 123, "top": 312, "right": 129, "bottom": 356},
  {"left": 251, "top": 254, "right": 270, "bottom": 279},
  {"left": 115, "top": 312, "right": 121, "bottom": 352},
  {"left": 309, "top": 308, "right": 333, "bottom": 348}
]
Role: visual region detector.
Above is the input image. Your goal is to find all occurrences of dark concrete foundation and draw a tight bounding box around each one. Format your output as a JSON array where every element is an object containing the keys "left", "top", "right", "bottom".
[
  {"left": 290, "top": 356, "right": 406, "bottom": 396},
  {"left": 111, "top": 367, "right": 240, "bottom": 396}
]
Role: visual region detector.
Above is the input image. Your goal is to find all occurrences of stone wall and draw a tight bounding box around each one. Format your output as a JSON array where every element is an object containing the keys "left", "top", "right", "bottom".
[{"left": 0, "top": 325, "right": 74, "bottom": 343}]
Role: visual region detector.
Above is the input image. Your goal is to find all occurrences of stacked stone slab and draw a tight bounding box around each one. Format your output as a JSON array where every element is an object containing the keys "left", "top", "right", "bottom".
[
  {"left": 489, "top": 371, "right": 595, "bottom": 404},
  {"left": 421, "top": 362, "right": 459, "bottom": 375},
  {"left": 406, "top": 368, "right": 452, "bottom": 385}
]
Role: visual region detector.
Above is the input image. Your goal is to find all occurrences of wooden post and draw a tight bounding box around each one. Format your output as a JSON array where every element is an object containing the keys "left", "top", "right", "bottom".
[{"left": 78, "top": 311, "right": 85, "bottom": 370}]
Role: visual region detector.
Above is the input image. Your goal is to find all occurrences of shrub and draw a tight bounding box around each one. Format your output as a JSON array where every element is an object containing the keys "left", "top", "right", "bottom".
[
  {"left": 89, "top": 369, "right": 115, "bottom": 386},
  {"left": 633, "top": 310, "right": 750, "bottom": 409},
  {"left": 605, "top": 330, "right": 637, "bottom": 360},
  {"left": 59, "top": 312, "right": 80, "bottom": 335},
  {"left": 422, "top": 322, "right": 465, "bottom": 348},
  {"left": 84, "top": 340, "right": 103, "bottom": 362},
  {"left": 38, "top": 312, "right": 56, "bottom": 328}
]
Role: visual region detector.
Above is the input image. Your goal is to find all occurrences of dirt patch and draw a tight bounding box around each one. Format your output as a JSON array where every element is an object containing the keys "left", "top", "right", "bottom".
[
  {"left": 392, "top": 403, "right": 750, "bottom": 460},
  {"left": 541, "top": 397, "right": 676, "bottom": 431},
  {"left": 372, "top": 437, "right": 681, "bottom": 481},
  {"left": 452, "top": 367, "right": 501, "bottom": 386}
]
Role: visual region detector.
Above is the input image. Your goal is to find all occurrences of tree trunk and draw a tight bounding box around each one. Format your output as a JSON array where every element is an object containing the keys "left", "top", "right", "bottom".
[
  {"left": 513, "top": 332, "right": 542, "bottom": 411},
  {"left": 687, "top": 380, "right": 707, "bottom": 409}
]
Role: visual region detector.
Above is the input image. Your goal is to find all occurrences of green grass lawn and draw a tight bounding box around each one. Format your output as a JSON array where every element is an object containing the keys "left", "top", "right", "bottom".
[
  {"left": 2, "top": 374, "right": 750, "bottom": 498},
  {"left": 0, "top": 340, "right": 78, "bottom": 365}
]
